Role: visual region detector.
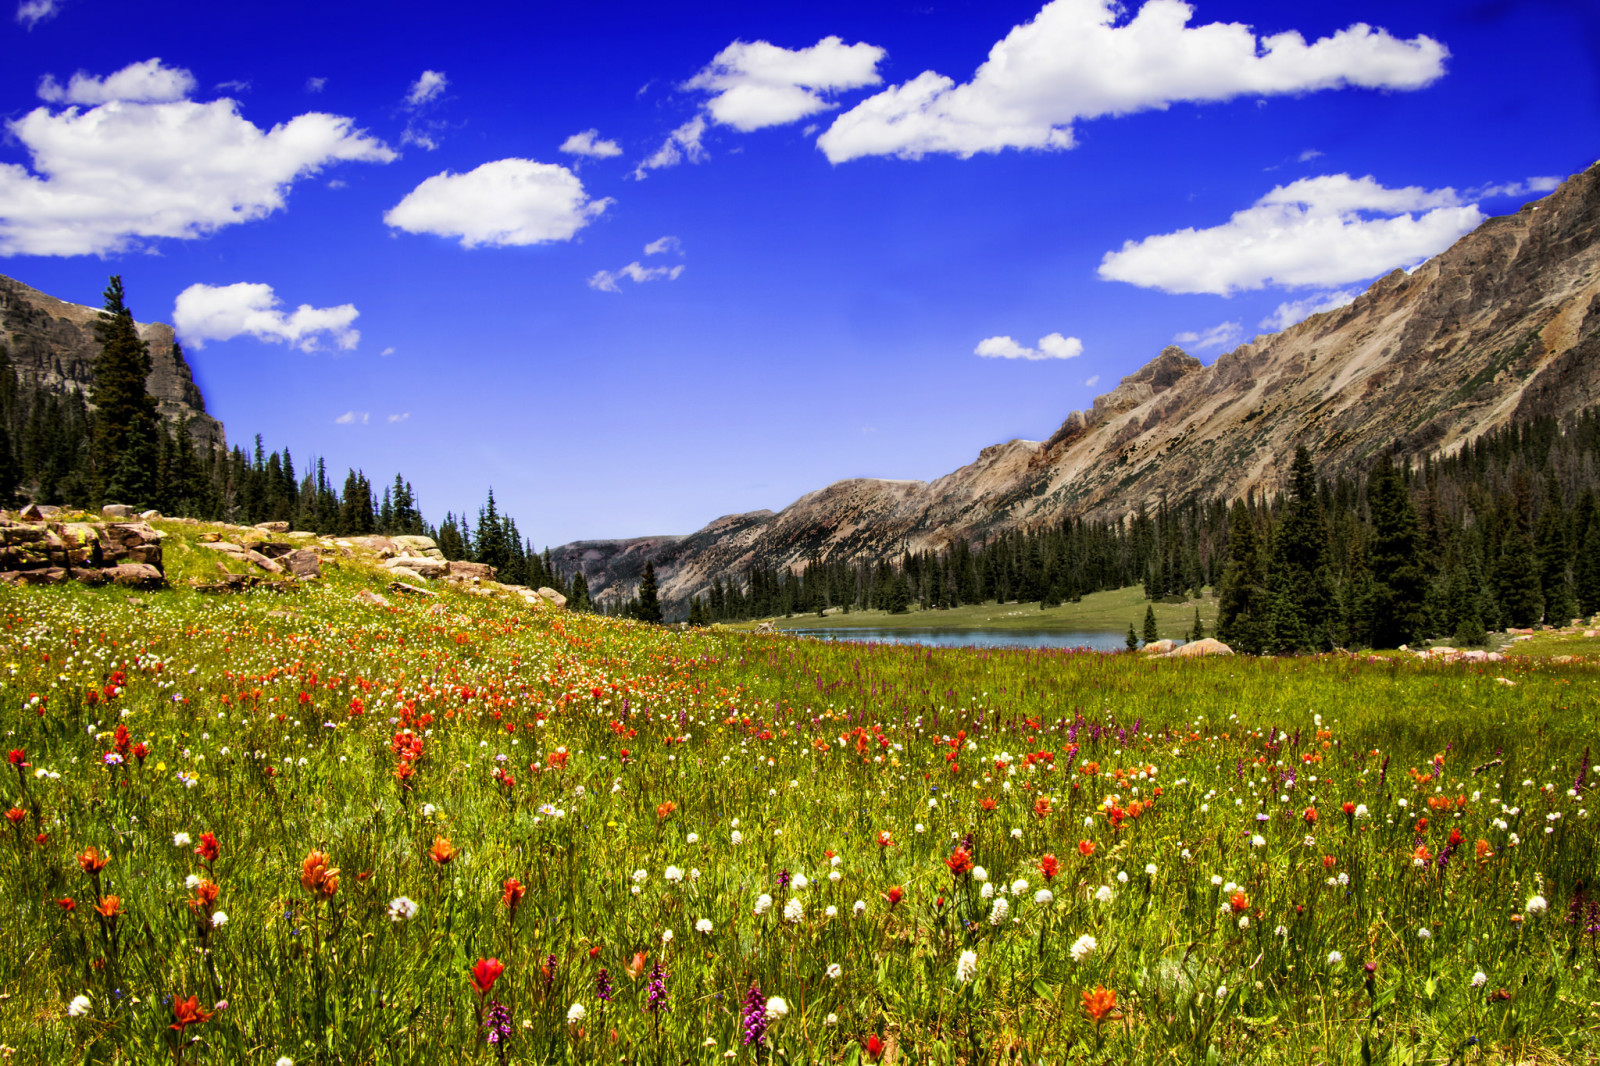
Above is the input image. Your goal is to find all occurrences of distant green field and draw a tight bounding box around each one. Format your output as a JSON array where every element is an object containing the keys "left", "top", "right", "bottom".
[{"left": 728, "top": 584, "right": 1216, "bottom": 634}]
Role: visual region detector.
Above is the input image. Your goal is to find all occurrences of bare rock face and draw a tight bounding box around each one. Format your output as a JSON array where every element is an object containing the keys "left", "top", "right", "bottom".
[
  {"left": 283, "top": 550, "right": 322, "bottom": 580},
  {"left": 562, "top": 164, "right": 1600, "bottom": 614},
  {"left": 447, "top": 560, "right": 496, "bottom": 581},
  {"left": 536, "top": 586, "right": 567, "bottom": 608},
  {"left": 355, "top": 589, "right": 391, "bottom": 608},
  {"left": 0, "top": 517, "right": 164, "bottom": 586},
  {"left": 0, "top": 273, "right": 224, "bottom": 449}
]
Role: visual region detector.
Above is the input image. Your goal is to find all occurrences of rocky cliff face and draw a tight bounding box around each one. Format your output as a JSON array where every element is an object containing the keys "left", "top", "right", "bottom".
[
  {"left": 564, "top": 161, "right": 1600, "bottom": 614},
  {"left": 0, "top": 274, "right": 224, "bottom": 448}
]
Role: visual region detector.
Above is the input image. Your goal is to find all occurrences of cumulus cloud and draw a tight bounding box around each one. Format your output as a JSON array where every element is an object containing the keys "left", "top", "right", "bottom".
[
  {"left": 38, "top": 58, "right": 195, "bottom": 104},
  {"left": 384, "top": 158, "right": 611, "bottom": 248},
  {"left": 818, "top": 0, "right": 1446, "bottom": 162},
  {"left": 588, "top": 261, "right": 685, "bottom": 293},
  {"left": 686, "top": 36, "right": 885, "bottom": 132},
  {"left": 644, "top": 235, "right": 680, "bottom": 256},
  {"left": 173, "top": 282, "right": 360, "bottom": 352},
  {"left": 387, "top": 412, "right": 410, "bottom": 423},
  {"left": 1260, "top": 289, "right": 1360, "bottom": 330},
  {"left": 0, "top": 60, "right": 395, "bottom": 257},
  {"left": 1297, "top": 148, "right": 1323, "bottom": 162},
  {"left": 334, "top": 411, "right": 369, "bottom": 425},
  {"left": 1085, "top": 375, "right": 1101, "bottom": 387},
  {"left": 16, "top": 0, "right": 59, "bottom": 28},
  {"left": 560, "top": 129, "right": 623, "bottom": 158},
  {"left": 1098, "top": 174, "right": 1483, "bottom": 295},
  {"left": 633, "top": 115, "right": 707, "bottom": 179},
  {"left": 1172, "top": 320, "right": 1242, "bottom": 350},
  {"left": 975, "top": 332, "right": 1083, "bottom": 360},
  {"left": 1468, "top": 176, "right": 1562, "bottom": 199},
  {"left": 406, "top": 70, "right": 447, "bottom": 107}
]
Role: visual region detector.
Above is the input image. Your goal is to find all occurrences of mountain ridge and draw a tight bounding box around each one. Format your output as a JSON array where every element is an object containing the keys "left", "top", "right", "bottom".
[{"left": 560, "top": 162, "right": 1600, "bottom": 612}]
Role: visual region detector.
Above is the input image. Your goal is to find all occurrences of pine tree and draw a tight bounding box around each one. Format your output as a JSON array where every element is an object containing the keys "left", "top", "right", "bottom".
[
  {"left": 636, "top": 561, "right": 663, "bottom": 623},
  {"left": 1367, "top": 454, "right": 1428, "bottom": 647},
  {"left": 1190, "top": 606, "right": 1204, "bottom": 642},
  {"left": 1216, "top": 500, "right": 1268, "bottom": 654},
  {"left": 1536, "top": 472, "right": 1577, "bottom": 624},
  {"left": 1142, "top": 604, "right": 1158, "bottom": 643},
  {"left": 1125, "top": 623, "right": 1139, "bottom": 651},
  {"left": 90, "top": 276, "right": 160, "bottom": 506}
]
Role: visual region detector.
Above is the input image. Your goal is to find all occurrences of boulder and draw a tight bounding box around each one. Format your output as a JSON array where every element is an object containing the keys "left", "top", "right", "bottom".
[
  {"left": 383, "top": 556, "right": 449, "bottom": 579},
  {"left": 254, "top": 521, "right": 290, "bottom": 533},
  {"left": 1139, "top": 639, "right": 1177, "bottom": 655},
  {"left": 250, "top": 541, "right": 296, "bottom": 559},
  {"left": 0, "top": 567, "right": 68, "bottom": 585},
  {"left": 447, "top": 560, "right": 496, "bottom": 581},
  {"left": 755, "top": 621, "right": 775, "bottom": 634},
  {"left": 101, "top": 504, "right": 133, "bottom": 519},
  {"left": 389, "top": 579, "right": 437, "bottom": 597},
  {"left": 389, "top": 567, "right": 428, "bottom": 584},
  {"left": 242, "top": 549, "right": 283, "bottom": 574},
  {"left": 355, "top": 589, "right": 391, "bottom": 608},
  {"left": 98, "top": 563, "right": 164, "bottom": 589},
  {"left": 1163, "top": 637, "right": 1234, "bottom": 658},
  {"left": 349, "top": 536, "right": 398, "bottom": 554},
  {"left": 199, "top": 541, "right": 246, "bottom": 555},
  {"left": 536, "top": 586, "right": 568, "bottom": 608},
  {"left": 283, "top": 550, "right": 322, "bottom": 580},
  {"left": 392, "top": 535, "right": 439, "bottom": 552},
  {"left": 18, "top": 503, "right": 47, "bottom": 522},
  {"left": 139, "top": 510, "right": 162, "bottom": 520}
]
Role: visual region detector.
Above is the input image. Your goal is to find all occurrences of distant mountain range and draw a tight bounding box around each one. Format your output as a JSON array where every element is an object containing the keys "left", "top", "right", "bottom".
[
  {"left": 0, "top": 273, "right": 225, "bottom": 449},
  {"left": 558, "top": 160, "right": 1600, "bottom": 612}
]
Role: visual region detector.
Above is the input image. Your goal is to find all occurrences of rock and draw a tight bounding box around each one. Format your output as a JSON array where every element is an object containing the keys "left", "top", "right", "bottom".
[
  {"left": 383, "top": 556, "right": 449, "bottom": 579},
  {"left": 199, "top": 541, "right": 246, "bottom": 555},
  {"left": 447, "top": 560, "right": 496, "bottom": 581},
  {"left": 283, "top": 550, "right": 322, "bottom": 579},
  {"left": 392, "top": 535, "right": 439, "bottom": 552},
  {"left": 100, "top": 504, "right": 133, "bottom": 519},
  {"left": 755, "top": 621, "right": 775, "bottom": 634},
  {"left": 536, "top": 586, "right": 568, "bottom": 608},
  {"left": 1, "top": 567, "right": 68, "bottom": 585},
  {"left": 389, "top": 567, "right": 427, "bottom": 584},
  {"left": 98, "top": 563, "right": 164, "bottom": 589},
  {"left": 389, "top": 580, "right": 438, "bottom": 597},
  {"left": 1139, "top": 639, "right": 1177, "bottom": 655},
  {"left": 197, "top": 531, "right": 221, "bottom": 543},
  {"left": 250, "top": 542, "right": 296, "bottom": 559},
  {"left": 350, "top": 536, "right": 398, "bottom": 553},
  {"left": 18, "top": 503, "right": 46, "bottom": 522},
  {"left": 139, "top": 510, "right": 162, "bottom": 520},
  {"left": 242, "top": 549, "right": 283, "bottom": 574},
  {"left": 1163, "top": 637, "right": 1234, "bottom": 658},
  {"left": 355, "top": 589, "right": 391, "bottom": 608},
  {"left": 254, "top": 521, "right": 290, "bottom": 533}
]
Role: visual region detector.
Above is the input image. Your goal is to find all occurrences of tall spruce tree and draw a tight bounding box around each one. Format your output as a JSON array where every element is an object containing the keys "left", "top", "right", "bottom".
[
  {"left": 636, "top": 560, "right": 663, "bottom": 623},
  {"left": 1266, "top": 446, "right": 1333, "bottom": 651},
  {"left": 1367, "top": 454, "right": 1429, "bottom": 647},
  {"left": 90, "top": 276, "right": 160, "bottom": 505},
  {"left": 1216, "top": 500, "right": 1268, "bottom": 653}
]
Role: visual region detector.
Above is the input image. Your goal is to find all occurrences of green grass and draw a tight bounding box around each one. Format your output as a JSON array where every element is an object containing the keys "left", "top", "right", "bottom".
[
  {"left": 0, "top": 521, "right": 1596, "bottom": 1065},
  {"left": 730, "top": 585, "right": 1216, "bottom": 634}
]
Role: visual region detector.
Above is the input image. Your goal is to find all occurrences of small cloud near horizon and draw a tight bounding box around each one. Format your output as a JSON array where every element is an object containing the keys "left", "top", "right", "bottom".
[{"left": 334, "top": 411, "right": 369, "bottom": 425}]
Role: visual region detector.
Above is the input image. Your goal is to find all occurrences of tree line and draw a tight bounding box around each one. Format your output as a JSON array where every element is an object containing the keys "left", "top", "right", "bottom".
[{"left": 0, "top": 276, "right": 593, "bottom": 607}]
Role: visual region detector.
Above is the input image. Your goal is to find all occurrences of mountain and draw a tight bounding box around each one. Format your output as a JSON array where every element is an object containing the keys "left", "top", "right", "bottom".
[
  {"left": 560, "top": 161, "right": 1600, "bottom": 613},
  {"left": 0, "top": 273, "right": 225, "bottom": 448}
]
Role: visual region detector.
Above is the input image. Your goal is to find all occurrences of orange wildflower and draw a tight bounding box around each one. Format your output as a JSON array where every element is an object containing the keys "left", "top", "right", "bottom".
[
  {"left": 1033, "top": 797, "right": 1052, "bottom": 819},
  {"left": 77, "top": 846, "right": 109, "bottom": 875},
  {"left": 656, "top": 800, "right": 678, "bottom": 820},
  {"left": 301, "top": 849, "right": 339, "bottom": 897},
  {"left": 93, "top": 895, "right": 123, "bottom": 919},
  {"left": 502, "top": 878, "right": 526, "bottom": 912},
  {"left": 428, "top": 835, "right": 458, "bottom": 865},
  {"left": 169, "top": 995, "right": 214, "bottom": 1032},
  {"left": 1081, "top": 985, "right": 1117, "bottom": 1024},
  {"left": 946, "top": 848, "right": 975, "bottom": 876},
  {"left": 1078, "top": 839, "right": 1096, "bottom": 858},
  {"left": 1039, "top": 853, "right": 1060, "bottom": 880}
]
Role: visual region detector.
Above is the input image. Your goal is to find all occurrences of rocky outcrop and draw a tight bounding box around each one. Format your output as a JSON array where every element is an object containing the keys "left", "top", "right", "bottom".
[
  {"left": 0, "top": 514, "right": 165, "bottom": 586},
  {"left": 0, "top": 274, "right": 224, "bottom": 449},
  {"left": 564, "top": 163, "right": 1600, "bottom": 613}
]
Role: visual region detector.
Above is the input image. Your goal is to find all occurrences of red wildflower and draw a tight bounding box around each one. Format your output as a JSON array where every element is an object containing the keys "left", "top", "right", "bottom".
[
  {"left": 883, "top": 886, "right": 904, "bottom": 907},
  {"left": 1303, "top": 807, "right": 1318, "bottom": 825},
  {"left": 196, "top": 832, "right": 219, "bottom": 864},
  {"left": 5, "top": 807, "right": 23, "bottom": 826},
  {"left": 656, "top": 801, "right": 677, "bottom": 820},
  {"left": 56, "top": 897, "right": 75, "bottom": 911},
  {"left": 7, "top": 749, "right": 24, "bottom": 767},
  {"left": 1040, "top": 854, "right": 1060, "bottom": 880},
  {"left": 502, "top": 878, "right": 526, "bottom": 912},
  {"left": 865, "top": 1033, "right": 885, "bottom": 1060},
  {"left": 1229, "top": 892, "right": 1249, "bottom": 913},
  {"left": 1081, "top": 985, "right": 1117, "bottom": 1024},
  {"left": 1078, "top": 840, "right": 1096, "bottom": 858},
  {"left": 1033, "top": 797, "right": 1052, "bottom": 819},
  {"left": 428, "top": 835, "right": 458, "bottom": 865},
  {"left": 876, "top": 830, "right": 893, "bottom": 848},
  {"left": 946, "top": 848, "right": 974, "bottom": 876},
  {"left": 980, "top": 797, "right": 997, "bottom": 811},
  {"left": 77, "top": 846, "right": 109, "bottom": 875},
  {"left": 93, "top": 895, "right": 123, "bottom": 919},
  {"left": 469, "top": 957, "right": 505, "bottom": 997},
  {"left": 169, "top": 995, "right": 214, "bottom": 1032}
]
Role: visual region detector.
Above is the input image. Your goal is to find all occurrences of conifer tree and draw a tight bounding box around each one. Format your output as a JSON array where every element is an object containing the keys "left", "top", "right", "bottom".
[
  {"left": 1367, "top": 454, "right": 1428, "bottom": 647},
  {"left": 1190, "top": 606, "right": 1204, "bottom": 642},
  {"left": 1125, "top": 623, "right": 1139, "bottom": 651},
  {"left": 1216, "top": 500, "right": 1268, "bottom": 653},
  {"left": 636, "top": 560, "right": 663, "bottom": 623},
  {"left": 90, "top": 276, "right": 160, "bottom": 505},
  {"left": 1536, "top": 472, "right": 1577, "bottom": 624},
  {"left": 1142, "top": 604, "right": 1158, "bottom": 644}
]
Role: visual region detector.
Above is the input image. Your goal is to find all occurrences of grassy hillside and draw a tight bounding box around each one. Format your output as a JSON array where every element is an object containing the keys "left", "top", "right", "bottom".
[{"left": 0, "top": 520, "right": 1595, "bottom": 1064}]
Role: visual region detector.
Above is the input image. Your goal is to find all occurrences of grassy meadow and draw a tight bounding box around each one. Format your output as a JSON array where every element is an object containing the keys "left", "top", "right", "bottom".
[{"left": 1, "top": 524, "right": 1597, "bottom": 1064}]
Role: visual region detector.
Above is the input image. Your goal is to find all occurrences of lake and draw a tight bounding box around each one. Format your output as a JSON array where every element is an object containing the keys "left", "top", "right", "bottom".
[{"left": 782, "top": 627, "right": 1136, "bottom": 651}]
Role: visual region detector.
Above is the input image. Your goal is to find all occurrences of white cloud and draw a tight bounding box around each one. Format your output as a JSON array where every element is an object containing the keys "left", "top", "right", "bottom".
[
  {"left": 384, "top": 158, "right": 611, "bottom": 248},
  {"left": 306, "top": 76, "right": 327, "bottom": 93},
  {"left": 381, "top": 346, "right": 395, "bottom": 356},
  {"left": 15, "top": 0, "right": 59, "bottom": 28},
  {"left": 588, "top": 261, "right": 685, "bottom": 293},
  {"left": 643, "top": 235, "right": 681, "bottom": 256},
  {"left": 334, "top": 411, "right": 369, "bottom": 425},
  {"left": 1172, "top": 320, "right": 1242, "bottom": 350},
  {"left": 1260, "top": 289, "right": 1359, "bottom": 330},
  {"left": 38, "top": 58, "right": 196, "bottom": 105},
  {"left": 561, "top": 129, "right": 623, "bottom": 159},
  {"left": 216, "top": 79, "right": 251, "bottom": 94},
  {"left": 1085, "top": 374, "right": 1101, "bottom": 387},
  {"left": 173, "top": 282, "right": 360, "bottom": 352},
  {"left": 632, "top": 115, "right": 706, "bottom": 178},
  {"left": 0, "top": 60, "right": 394, "bottom": 257},
  {"left": 387, "top": 412, "right": 410, "bottom": 423},
  {"left": 975, "top": 332, "right": 1083, "bottom": 360},
  {"left": 1468, "top": 176, "right": 1562, "bottom": 199},
  {"left": 406, "top": 70, "right": 448, "bottom": 107},
  {"left": 1098, "top": 174, "right": 1484, "bottom": 295},
  {"left": 817, "top": 0, "right": 1446, "bottom": 162},
  {"left": 686, "top": 36, "right": 885, "bottom": 132}
]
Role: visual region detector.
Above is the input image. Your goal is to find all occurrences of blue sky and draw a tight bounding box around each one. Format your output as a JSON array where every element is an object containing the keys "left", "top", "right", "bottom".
[{"left": 3, "top": 0, "right": 1597, "bottom": 545}]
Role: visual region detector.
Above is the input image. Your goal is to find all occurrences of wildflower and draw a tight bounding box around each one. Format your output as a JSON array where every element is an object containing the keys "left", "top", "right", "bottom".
[
  {"left": 1034, "top": 797, "right": 1052, "bottom": 818},
  {"left": 1229, "top": 892, "right": 1249, "bottom": 914},
  {"left": 169, "top": 995, "right": 214, "bottom": 1032},
  {"left": 77, "top": 846, "right": 109, "bottom": 875},
  {"left": 1250, "top": 834, "right": 1266, "bottom": 847},
  {"left": 1034, "top": 888, "right": 1055, "bottom": 905},
  {"left": 1081, "top": 985, "right": 1116, "bottom": 1023},
  {"left": 884, "top": 886, "right": 904, "bottom": 907},
  {"left": 644, "top": 962, "right": 668, "bottom": 1013},
  {"left": 1040, "top": 854, "right": 1060, "bottom": 880},
  {"left": 664, "top": 865, "right": 684, "bottom": 884},
  {"left": 972, "top": 865, "right": 988, "bottom": 882},
  {"left": 211, "top": 911, "right": 228, "bottom": 928},
  {"left": 1070, "top": 934, "right": 1098, "bottom": 962},
  {"left": 765, "top": 995, "right": 789, "bottom": 1020},
  {"left": 172, "top": 832, "right": 192, "bottom": 848},
  {"left": 1095, "top": 885, "right": 1114, "bottom": 903},
  {"left": 656, "top": 800, "right": 677, "bottom": 819},
  {"left": 196, "top": 832, "right": 220, "bottom": 864},
  {"left": 696, "top": 918, "right": 713, "bottom": 934},
  {"left": 1011, "top": 878, "right": 1029, "bottom": 896},
  {"left": 730, "top": 831, "right": 742, "bottom": 845},
  {"left": 1418, "top": 927, "right": 1431, "bottom": 940},
  {"left": 685, "top": 832, "right": 699, "bottom": 844},
  {"left": 853, "top": 899, "right": 866, "bottom": 916},
  {"left": 876, "top": 830, "right": 893, "bottom": 848},
  {"left": 865, "top": 1034, "right": 885, "bottom": 1059},
  {"left": 1471, "top": 971, "right": 1488, "bottom": 988},
  {"left": 93, "top": 895, "right": 122, "bottom": 919},
  {"left": 662, "top": 929, "right": 674, "bottom": 944},
  {"left": 1527, "top": 895, "right": 1549, "bottom": 915},
  {"left": 742, "top": 983, "right": 768, "bottom": 1047},
  {"left": 784, "top": 898, "right": 804, "bottom": 923},
  {"left": 502, "top": 878, "right": 526, "bottom": 912},
  {"left": 429, "top": 836, "right": 458, "bottom": 865},
  {"left": 300, "top": 850, "right": 339, "bottom": 897},
  {"left": 824, "top": 904, "right": 838, "bottom": 917},
  {"left": 595, "top": 968, "right": 614, "bottom": 1002},
  {"left": 387, "top": 896, "right": 420, "bottom": 922},
  {"left": 946, "top": 847, "right": 975, "bottom": 877},
  {"left": 826, "top": 963, "right": 842, "bottom": 979},
  {"left": 567, "top": 1002, "right": 585, "bottom": 1024},
  {"left": 67, "top": 994, "right": 91, "bottom": 1017},
  {"left": 1215, "top": 984, "right": 1228, "bottom": 1000},
  {"left": 989, "top": 897, "right": 1010, "bottom": 925},
  {"left": 469, "top": 957, "right": 506, "bottom": 997},
  {"left": 483, "top": 1000, "right": 513, "bottom": 1048},
  {"left": 1327, "top": 951, "right": 1343, "bottom": 966},
  {"left": 753, "top": 894, "right": 773, "bottom": 916},
  {"left": 1145, "top": 863, "right": 1158, "bottom": 876},
  {"left": 955, "top": 950, "right": 978, "bottom": 984}
]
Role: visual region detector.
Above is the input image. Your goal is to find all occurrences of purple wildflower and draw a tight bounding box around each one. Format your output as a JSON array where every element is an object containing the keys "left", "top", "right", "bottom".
[
  {"left": 543, "top": 953, "right": 557, "bottom": 991},
  {"left": 645, "top": 962, "right": 668, "bottom": 1013},
  {"left": 483, "top": 1000, "right": 513, "bottom": 1061},
  {"left": 742, "top": 981, "right": 768, "bottom": 1047},
  {"left": 776, "top": 869, "right": 791, "bottom": 890},
  {"left": 595, "top": 968, "right": 613, "bottom": 1003}
]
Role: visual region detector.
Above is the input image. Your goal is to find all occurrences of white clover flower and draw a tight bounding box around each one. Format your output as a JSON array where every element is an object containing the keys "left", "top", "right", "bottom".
[
  {"left": 1354, "top": 804, "right": 1369, "bottom": 818},
  {"left": 972, "top": 866, "right": 988, "bottom": 882},
  {"left": 826, "top": 963, "right": 842, "bottom": 979},
  {"left": 1010, "top": 828, "right": 1023, "bottom": 839},
  {"left": 67, "top": 994, "right": 91, "bottom": 1017},
  {"left": 685, "top": 832, "right": 699, "bottom": 844},
  {"left": 830, "top": 854, "right": 842, "bottom": 867},
  {"left": 276, "top": 1059, "right": 293, "bottom": 1066},
  {"left": 421, "top": 803, "right": 438, "bottom": 817},
  {"left": 1327, "top": 951, "right": 1343, "bottom": 966},
  {"left": 1116, "top": 871, "right": 1128, "bottom": 884},
  {"left": 754, "top": 894, "right": 773, "bottom": 916},
  {"left": 914, "top": 823, "right": 926, "bottom": 834},
  {"left": 664, "top": 865, "right": 684, "bottom": 884},
  {"left": 955, "top": 950, "right": 978, "bottom": 984},
  {"left": 1211, "top": 875, "right": 1223, "bottom": 887},
  {"left": 662, "top": 929, "right": 674, "bottom": 944},
  {"left": 211, "top": 911, "right": 228, "bottom": 928},
  {"left": 1070, "top": 934, "right": 1097, "bottom": 963},
  {"left": 730, "top": 831, "right": 742, "bottom": 845},
  {"left": 784, "top": 898, "right": 804, "bottom": 923},
  {"left": 632, "top": 869, "right": 648, "bottom": 885},
  {"left": 824, "top": 905, "right": 838, "bottom": 918},
  {"left": 765, "top": 996, "right": 789, "bottom": 1020},
  {"left": 1145, "top": 864, "right": 1158, "bottom": 876},
  {"left": 828, "top": 870, "right": 841, "bottom": 883},
  {"left": 1250, "top": 835, "right": 1266, "bottom": 848},
  {"left": 1034, "top": 888, "right": 1055, "bottom": 905},
  {"left": 185, "top": 874, "right": 203, "bottom": 891},
  {"left": 1216, "top": 985, "right": 1227, "bottom": 1000},
  {"left": 695, "top": 918, "right": 713, "bottom": 934},
  {"left": 980, "top": 881, "right": 995, "bottom": 899},
  {"left": 173, "top": 832, "right": 192, "bottom": 848},
  {"left": 1527, "top": 895, "right": 1548, "bottom": 915},
  {"left": 387, "top": 896, "right": 419, "bottom": 922},
  {"left": 825, "top": 1013, "right": 838, "bottom": 1026},
  {"left": 792, "top": 873, "right": 809, "bottom": 889},
  {"left": 853, "top": 900, "right": 866, "bottom": 916},
  {"left": 1471, "top": 971, "right": 1488, "bottom": 988},
  {"left": 1418, "top": 927, "right": 1431, "bottom": 940},
  {"left": 1095, "top": 885, "right": 1114, "bottom": 903},
  {"left": 989, "top": 897, "right": 1010, "bottom": 925},
  {"left": 567, "top": 1002, "right": 586, "bottom": 1024},
  {"left": 1011, "top": 878, "right": 1029, "bottom": 897},
  {"left": 1238, "top": 916, "right": 1249, "bottom": 929}
]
